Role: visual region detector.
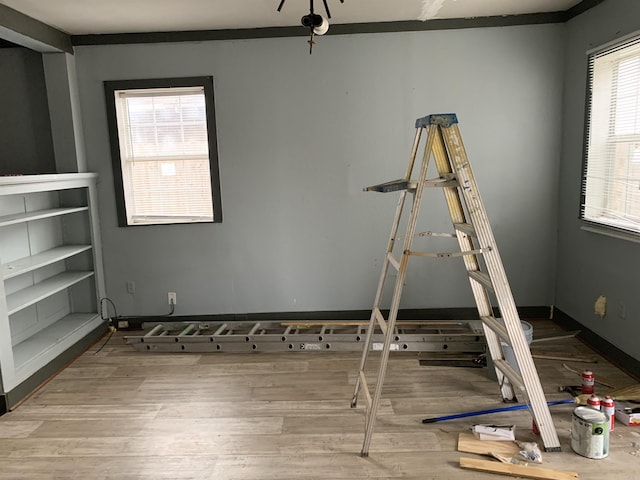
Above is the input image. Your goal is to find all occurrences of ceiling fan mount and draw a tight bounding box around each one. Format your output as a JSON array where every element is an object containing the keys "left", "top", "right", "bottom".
[{"left": 277, "top": 0, "right": 345, "bottom": 53}]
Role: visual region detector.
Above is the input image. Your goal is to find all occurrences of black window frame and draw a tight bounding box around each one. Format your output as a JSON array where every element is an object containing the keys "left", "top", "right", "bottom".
[
  {"left": 580, "top": 34, "right": 640, "bottom": 237},
  {"left": 104, "top": 76, "right": 222, "bottom": 227}
]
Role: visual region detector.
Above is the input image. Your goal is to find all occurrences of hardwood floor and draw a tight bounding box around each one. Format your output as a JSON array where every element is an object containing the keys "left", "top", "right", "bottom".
[{"left": 0, "top": 319, "right": 638, "bottom": 479}]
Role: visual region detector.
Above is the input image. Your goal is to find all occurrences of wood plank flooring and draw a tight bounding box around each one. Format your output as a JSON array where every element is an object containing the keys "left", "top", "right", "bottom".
[{"left": 1, "top": 319, "right": 639, "bottom": 479}]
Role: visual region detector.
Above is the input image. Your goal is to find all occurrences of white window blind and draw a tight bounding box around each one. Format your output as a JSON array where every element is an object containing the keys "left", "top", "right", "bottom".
[
  {"left": 582, "top": 34, "right": 640, "bottom": 234},
  {"left": 114, "top": 86, "right": 214, "bottom": 225}
]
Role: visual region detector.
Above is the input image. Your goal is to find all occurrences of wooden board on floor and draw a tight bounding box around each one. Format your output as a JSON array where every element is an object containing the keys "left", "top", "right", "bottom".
[
  {"left": 530, "top": 351, "right": 598, "bottom": 363},
  {"left": 457, "top": 432, "right": 520, "bottom": 457},
  {"left": 459, "top": 457, "right": 579, "bottom": 480}
]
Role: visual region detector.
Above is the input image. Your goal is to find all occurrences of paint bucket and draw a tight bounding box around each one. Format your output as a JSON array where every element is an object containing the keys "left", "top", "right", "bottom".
[
  {"left": 571, "top": 406, "right": 609, "bottom": 459},
  {"left": 501, "top": 321, "right": 533, "bottom": 374},
  {"left": 486, "top": 320, "right": 533, "bottom": 380}
]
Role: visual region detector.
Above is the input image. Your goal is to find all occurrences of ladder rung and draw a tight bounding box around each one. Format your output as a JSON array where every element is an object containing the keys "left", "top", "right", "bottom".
[
  {"left": 178, "top": 324, "right": 196, "bottom": 336},
  {"left": 386, "top": 252, "right": 400, "bottom": 271},
  {"left": 468, "top": 271, "right": 494, "bottom": 291},
  {"left": 480, "top": 315, "right": 509, "bottom": 342},
  {"left": 213, "top": 323, "right": 227, "bottom": 335},
  {"left": 145, "top": 324, "right": 165, "bottom": 337},
  {"left": 248, "top": 323, "right": 261, "bottom": 335},
  {"left": 409, "top": 248, "right": 486, "bottom": 259},
  {"left": 407, "top": 174, "right": 459, "bottom": 191},
  {"left": 373, "top": 307, "right": 387, "bottom": 334},
  {"left": 453, "top": 223, "right": 476, "bottom": 237},
  {"left": 366, "top": 175, "right": 460, "bottom": 193},
  {"left": 416, "top": 230, "right": 457, "bottom": 238},
  {"left": 395, "top": 230, "right": 455, "bottom": 242},
  {"left": 493, "top": 359, "right": 526, "bottom": 392}
]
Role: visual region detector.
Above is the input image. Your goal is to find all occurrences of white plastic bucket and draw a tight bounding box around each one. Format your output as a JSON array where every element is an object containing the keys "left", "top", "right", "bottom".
[
  {"left": 486, "top": 320, "right": 533, "bottom": 379},
  {"left": 501, "top": 320, "right": 533, "bottom": 374}
]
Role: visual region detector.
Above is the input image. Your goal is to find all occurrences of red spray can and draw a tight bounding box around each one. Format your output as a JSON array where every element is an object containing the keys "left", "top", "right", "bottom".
[
  {"left": 587, "top": 393, "right": 601, "bottom": 410},
  {"left": 602, "top": 395, "right": 615, "bottom": 431},
  {"left": 532, "top": 419, "right": 540, "bottom": 435},
  {"left": 581, "top": 370, "right": 595, "bottom": 394}
]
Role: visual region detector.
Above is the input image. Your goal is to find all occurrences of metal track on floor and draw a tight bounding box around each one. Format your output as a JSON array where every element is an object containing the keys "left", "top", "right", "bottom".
[{"left": 123, "top": 320, "right": 486, "bottom": 353}]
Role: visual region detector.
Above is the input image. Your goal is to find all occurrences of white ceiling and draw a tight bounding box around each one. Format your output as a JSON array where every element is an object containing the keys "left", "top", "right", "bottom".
[{"left": 1, "top": 0, "right": 583, "bottom": 36}]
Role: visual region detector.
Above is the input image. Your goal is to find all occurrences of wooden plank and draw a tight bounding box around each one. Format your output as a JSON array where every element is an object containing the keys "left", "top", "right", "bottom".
[
  {"left": 457, "top": 432, "right": 520, "bottom": 457},
  {"left": 530, "top": 351, "right": 598, "bottom": 363},
  {"left": 530, "top": 331, "right": 580, "bottom": 344},
  {"left": 459, "top": 457, "right": 579, "bottom": 480}
]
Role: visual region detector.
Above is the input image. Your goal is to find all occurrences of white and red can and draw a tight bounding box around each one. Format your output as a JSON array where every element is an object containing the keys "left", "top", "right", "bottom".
[
  {"left": 587, "top": 393, "right": 601, "bottom": 410},
  {"left": 581, "top": 370, "right": 595, "bottom": 394},
  {"left": 602, "top": 395, "right": 615, "bottom": 432}
]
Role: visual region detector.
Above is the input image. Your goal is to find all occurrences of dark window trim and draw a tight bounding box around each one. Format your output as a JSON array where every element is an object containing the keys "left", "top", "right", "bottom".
[
  {"left": 104, "top": 76, "right": 222, "bottom": 227},
  {"left": 579, "top": 33, "right": 640, "bottom": 237}
]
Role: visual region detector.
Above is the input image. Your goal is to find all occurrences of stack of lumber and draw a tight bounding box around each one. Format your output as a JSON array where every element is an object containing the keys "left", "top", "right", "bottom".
[{"left": 457, "top": 432, "right": 579, "bottom": 480}]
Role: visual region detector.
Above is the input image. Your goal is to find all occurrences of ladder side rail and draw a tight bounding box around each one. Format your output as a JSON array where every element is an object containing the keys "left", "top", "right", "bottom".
[
  {"left": 402, "top": 127, "right": 424, "bottom": 181},
  {"left": 350, "top": 307, "right": 380, "bottom": 408},
  {"left": 440, "top": 124, "right": 560, "bottom": 452},
  {"left": 431, "top": 128, "right": 516, "bottom": 401},
  {"left": 361, "top": 126, "right": 437, "bottom": 457},
  {"left": 384, "top": 127, "right": 424, "bottom": 260},
  {"left": 350, "top": 189, "right": 406, "bottom": 405},
  {"left": 351, "top": 127, "right": 423, "bottom": 408}
]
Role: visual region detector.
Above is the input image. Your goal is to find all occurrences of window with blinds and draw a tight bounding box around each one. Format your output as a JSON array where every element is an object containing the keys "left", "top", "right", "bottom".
[
  {"left": 104, "top": 77, "right": 222, "bottom": 227},
  {"left": 582, "top": 34, "right": 640, "bottom": 234}
]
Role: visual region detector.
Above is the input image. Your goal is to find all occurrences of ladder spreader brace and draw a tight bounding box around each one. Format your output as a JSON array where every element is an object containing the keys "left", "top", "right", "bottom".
[
  {"left": 351, "top": 113, "right": 561, "bottom": 456},
  {"left": 123, "top": 320, "right": 486, "bottom": 354}
]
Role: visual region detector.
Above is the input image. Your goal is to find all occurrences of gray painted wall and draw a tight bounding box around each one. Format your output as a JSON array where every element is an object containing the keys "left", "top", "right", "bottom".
[
  {"left": 43, "top": 53, "right": 88, "bottom": 173},
  {"left": 557, "top": 0, "right": 640, "bottom": 361},
  {"left": 0, "top": 47, "right": 55, "bottom": 175},
  {"left": 73, "top": 24, "right": 564, "bottom": 317}
]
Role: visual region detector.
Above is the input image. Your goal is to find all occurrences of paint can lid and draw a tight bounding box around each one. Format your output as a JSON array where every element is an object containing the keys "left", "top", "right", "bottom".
[{"left": 573, "top": 406, "right": 607, "bottom": 423}]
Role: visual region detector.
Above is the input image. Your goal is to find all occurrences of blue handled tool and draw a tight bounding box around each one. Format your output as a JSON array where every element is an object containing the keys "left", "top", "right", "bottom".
[{"left": 421, "top": 398, "right": 575, "bottom": 423}]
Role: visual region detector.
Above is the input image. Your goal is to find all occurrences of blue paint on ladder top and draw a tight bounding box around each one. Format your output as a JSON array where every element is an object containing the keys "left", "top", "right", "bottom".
[{"left": 415, "top": 113, "right": 459, "bottom": 128}]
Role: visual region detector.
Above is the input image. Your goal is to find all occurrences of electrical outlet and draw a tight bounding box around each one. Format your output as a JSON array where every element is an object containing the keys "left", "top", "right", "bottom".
[
  {"left": 168, "top": 292, "right": 177, "bottom": 305},
  {"left": 126, "top": 280, "right": 136, "bottom": 294},
  {"left": 594, "top": 295, "right": 606, "bottom": 319}
]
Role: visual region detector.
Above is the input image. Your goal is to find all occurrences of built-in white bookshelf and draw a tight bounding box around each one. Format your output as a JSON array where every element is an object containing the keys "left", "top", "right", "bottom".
[{"left": 0, "top": 174, "right": 106, "bottom": 405}]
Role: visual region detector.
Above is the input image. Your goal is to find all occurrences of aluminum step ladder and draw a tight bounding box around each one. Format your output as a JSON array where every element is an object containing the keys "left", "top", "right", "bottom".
[
  {"left": 350, "top": 113, "right": 561, "bottom": 456},
  {"left": 123, "top": 319, "right": 486, "bottom": 354}
]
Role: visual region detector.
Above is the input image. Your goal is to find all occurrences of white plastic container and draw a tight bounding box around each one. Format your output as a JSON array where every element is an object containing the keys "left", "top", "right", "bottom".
[
  {"left": 501, "top": 320, "right": 533, "bottom": 374},
  {"left": 486, "top": 320, "right": 533, "bottom": 379}
]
